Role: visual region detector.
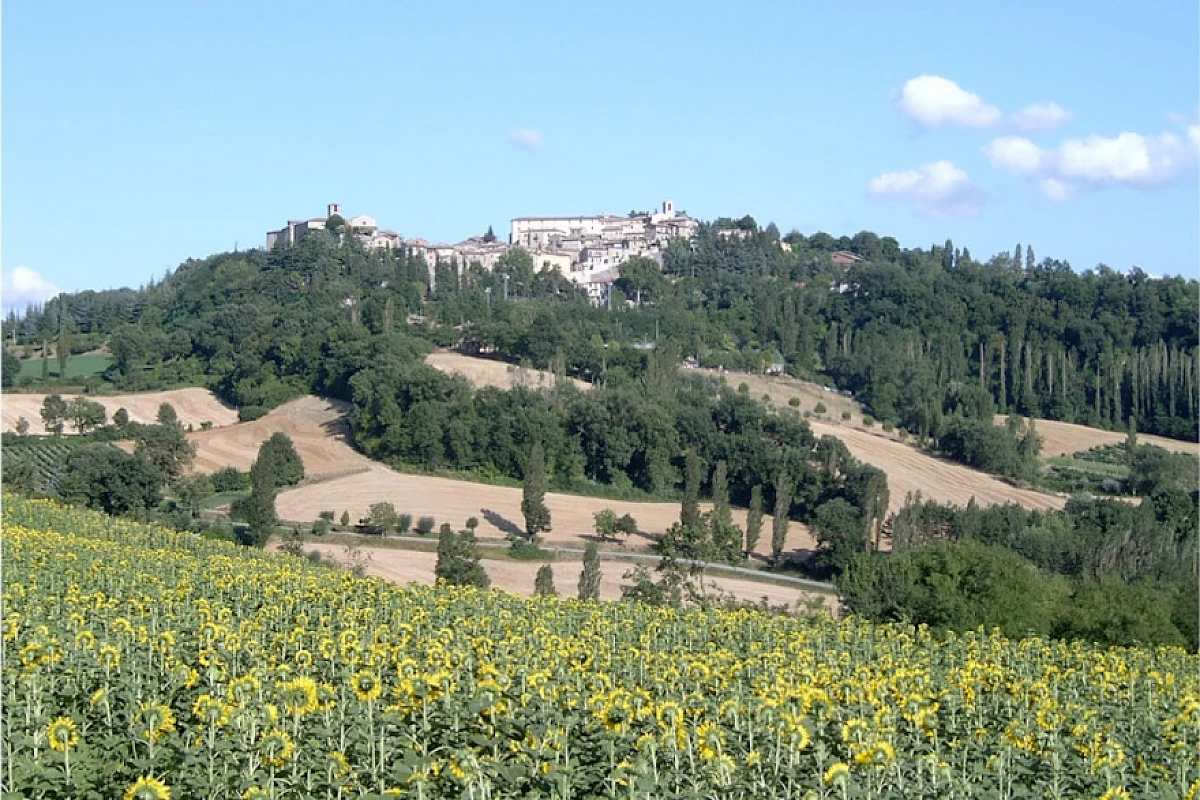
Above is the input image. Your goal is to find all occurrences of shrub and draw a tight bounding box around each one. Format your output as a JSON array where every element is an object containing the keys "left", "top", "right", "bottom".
[
  {"left": 340, "top": 511, "right": 350, "bottom": 528},
  {"left": 416, "top": 516, "right": 436, "bottom": 536},
  {"left": 737, "top": 382, "right": 749, "bottom": 394},
  {"left": 863, "top": 416, "right": 875, "bottom": 427},
  {"left": 211, "top": 467, "right": 250, "bottom": 492},
  {"left": 312, "top": 519, "right": 330, "bottom": 536},
  {"left": 814, "top": 402, "right": 827, "bottom": 414},
  {"left": 509, "top": 537, "right": 551, "bottom": 560},
  {"left": 238, "top": 405, "right": 267, "bottom": 422},
  {"left": 882, "top": 422, "right": 894, "bottom": 432},
  {"left": 396, "top": 513, "right": 412, "bottom": 534},
  {"left": 319, "top": 510, "right": 335, "bottom": 522},
  {"left": 788, "top": 397, "right": 800, "bottom": 407},
  {"left": 841, "top": 410, "right": 852, "bottom": 420}
]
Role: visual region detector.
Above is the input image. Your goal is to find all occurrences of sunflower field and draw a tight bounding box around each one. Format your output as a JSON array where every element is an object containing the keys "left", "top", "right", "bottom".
[{"left": 3, "top": 496, "right": 1198, "bottom": 799}]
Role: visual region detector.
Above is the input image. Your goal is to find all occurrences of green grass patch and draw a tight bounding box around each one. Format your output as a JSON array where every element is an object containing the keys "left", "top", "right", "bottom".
[{"left": 17, "top": 354, "right": 113, "bottom": 381}]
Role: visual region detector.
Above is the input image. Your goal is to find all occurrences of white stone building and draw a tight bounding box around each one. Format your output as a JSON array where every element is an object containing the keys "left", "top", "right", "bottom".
[{"left": 266, "top": 203, "right": 401, "bottom": 251}]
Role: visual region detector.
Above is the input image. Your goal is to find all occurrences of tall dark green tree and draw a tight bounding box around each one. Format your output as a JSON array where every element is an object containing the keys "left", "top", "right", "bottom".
[
  {"left": 235, "top": 441, "right": 280, "bottom": 547},
  {"left": 521, "top": 441, "right": 551, "bottom": 538},
  {"left": 771, "top": 470, "right": 792, "bottom": 564},
  {"left": 745, "top": 485, "right": 764, "bottom": 557},
  {"left": 578, "top": 541, "right": 602, "bottom": 601},
  {"left": 1, "top": 348, "right": 19, "bottom": 388},
  {"left": 534, "top": 563, "right": 557, "bottom": 596},
  {"left": 680, "top": 447, "right": 702, "bottom": 530}
]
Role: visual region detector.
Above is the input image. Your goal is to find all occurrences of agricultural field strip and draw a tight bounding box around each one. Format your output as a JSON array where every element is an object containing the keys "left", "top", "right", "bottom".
[{"left": 5, "top": 496, "right": 1197, "bottom": 800}]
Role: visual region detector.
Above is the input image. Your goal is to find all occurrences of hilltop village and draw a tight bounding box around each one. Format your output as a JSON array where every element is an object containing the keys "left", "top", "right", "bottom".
[{"left": 266, "top": 201, "right": 699, "bottom": 303}]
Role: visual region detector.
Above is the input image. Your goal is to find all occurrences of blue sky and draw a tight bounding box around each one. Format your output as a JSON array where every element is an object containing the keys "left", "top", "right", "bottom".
[{"left": 3, "top": 0, "right": 1197, "bottom": 308}]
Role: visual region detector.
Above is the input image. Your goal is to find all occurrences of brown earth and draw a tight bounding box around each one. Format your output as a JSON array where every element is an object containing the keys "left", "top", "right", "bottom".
[
  {"left": 1, "top": 388, "right": 238, "bottom": 434},
  {"left": 808, "top": 419, "right": 1065, "bottom": 515},
  {"left": 187, "top": 396, "right": 370, "bottom": 478},
  {"left": 690, "top": 367, "right": 865, "bottom": 421},
  {"left": 996, "top": 415, "right": 1199, "bottom": 458},
  {"left": 188, "top": 395, "right": 815, "bottom": 559},
  {"left": 426, "top": 351, "right": 590, "bottom": 391},
  {"left": 274, "top": 466, "right": 817, "bottom": 559},
  {"left": 278, "top": 543, "right": 837, "bottom": 612}
]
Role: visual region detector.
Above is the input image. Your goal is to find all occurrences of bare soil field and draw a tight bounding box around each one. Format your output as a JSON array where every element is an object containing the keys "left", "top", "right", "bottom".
[
  {"left": 807, "top": 419, "right": 1066, "bottom": 515},
  {"left": 1, "top": 388, "right": 238, "bottom": 434},
  {"left": 187, "top": 396, "right": 371, "bottom": 477},
  {"left": 996, "top": 415, "right": 1199, "bottom": 458},
  {"left": 691, "top": 367, "right": 866, "bottom": 423},
  {"left": 426, "top": 351, "right": 590, "bottom": 391},
  {"left": 281, "top": 543, "right": 837, "bottom": 612},
  {"left": 275, "top": 466, "right": 817, "bottom": 559}
]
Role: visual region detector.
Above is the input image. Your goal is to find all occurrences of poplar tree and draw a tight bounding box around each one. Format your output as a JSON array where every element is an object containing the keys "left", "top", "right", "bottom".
[
  {"left": 745, "top": 485, "right": 764, "bottom": 557},
  {"left": 771, "top": 470, "right": 792, "bottom": 564},
  {"left": 680, "top": 447, "right": 701, "bottom": 530},
  {"left": 521, "top": 442, "right": 551, "bottom": 538},
  {"left": 578, "top": 541, "right": 602, "bottom": 601}
]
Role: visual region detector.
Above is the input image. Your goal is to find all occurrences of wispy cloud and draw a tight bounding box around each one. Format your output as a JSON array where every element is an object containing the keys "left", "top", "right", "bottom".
[
  {"left": 509, "top": 128, "right": 545, "bottom": 152},
  {"left": 1012, "top": 101, "right": 1073, "bottom": 132},
  {"left": 895, "top": 75, "right": 1002, "bottom": 129},
  {"left": 1, "top": 265, "right": 60, "bottom": 311},
  {"left": 868, "top": 161, "right": 987, "bottom": 219}
]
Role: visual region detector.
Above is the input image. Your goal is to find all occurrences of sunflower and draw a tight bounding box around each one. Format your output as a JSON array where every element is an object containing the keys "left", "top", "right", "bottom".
[
  {"left": 821, "top": 757, "right": 854, "bottom": 781},
  {"left": 260, "top": 729, "right": 295, "bottom": 767},
  {"left": 279, "top": 676, "right": 320, "bottom": 717},
  {"left": 136, "top": 703, "right": 176, "bottom": 742},
  {"left": 1099, "top": 789, "right": 1130, "bottom": 800},
  {"left": 46, "top": 716, "right": 79, "bottom": 752},
  {"left": 192, "top": 694, "right": 230, "bottom": 727},
  {"left": 241, "top": 787, "right": 269, "bottom": 800},
  {"left": 124, "top": 775, "right": 171, "bottom": 800},
  {"left": 351, "top": 670, "right": 383, "bottom": 703}
]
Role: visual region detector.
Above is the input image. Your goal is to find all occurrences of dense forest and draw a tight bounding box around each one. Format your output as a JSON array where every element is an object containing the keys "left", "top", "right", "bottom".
[{"left": 7, "top": 222, "right": 1197, "bottom": 443}]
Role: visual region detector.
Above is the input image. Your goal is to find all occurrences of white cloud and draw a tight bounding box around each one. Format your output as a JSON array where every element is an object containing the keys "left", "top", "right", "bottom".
[
  {"left": 1057, "top": 131, "right": 1194, "bottom": 186},
  {"left": 1012, "top": 101, "right": 1073, "bottom": 132},
  {"left": 508, "top": 128, "right": 545, "bottom": 152},
  {"left": 868, "top": 161, "right": 987, "bottom": 219},
  {"left": 985, "top": 136, "right": 1044, "bottom": 174},
  {"left": 987, "top": 122, "right": 1200, "bottom": 198},
  {"left": 895, "top": 75, "right": 1003, "bottom": 128},
  {"left": 1, "top": 265, "right": 59, "bottom": 311}
]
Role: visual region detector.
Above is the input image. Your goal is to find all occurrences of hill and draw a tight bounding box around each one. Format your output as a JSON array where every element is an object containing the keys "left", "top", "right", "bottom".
[{"left": 1, "top": 387, "right": 237, "bottom": 434}]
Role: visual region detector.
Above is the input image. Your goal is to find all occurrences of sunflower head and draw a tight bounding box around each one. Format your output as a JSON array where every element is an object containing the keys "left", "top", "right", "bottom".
[
  {"left": 351, "top": 670, "right": 383, "bottom": 703},
  {"left": 123, "top": 775, "right": 171, "bottom": 800},
  {"left": 259, "top": 729, "right": 295, "bottom": 767},
  {"left": 47, "top": 716, "right": 79, "bottom": 752}
]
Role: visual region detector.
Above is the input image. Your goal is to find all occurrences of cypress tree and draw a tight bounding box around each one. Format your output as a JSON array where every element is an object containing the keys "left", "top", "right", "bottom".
[
  {"left": 680, "top": 447, "right": 701, "bottom": 530},
  {"left": 771, "top": 470, "right": 792, "bottom": 564},
  {"left": 578, "top": 541, "right": 602, "bottom": 601},
  {"left": 534, "top": 564, "right": 557, "bottom": 596},
  {"left": 745, "top": 485, "right": 764, "bottom": 556},
  {"left": 711, "top": 460, "right": 731, "bottom": 528},
  {"left": 56, "top": 327, "right": 70, "bottom": 378},
  {"left": 521, "top": 442, "right": 551, "bottom": 538}
]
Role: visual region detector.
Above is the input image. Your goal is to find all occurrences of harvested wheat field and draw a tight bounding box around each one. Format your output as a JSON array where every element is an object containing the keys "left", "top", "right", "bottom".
[
  {"left": 426, "top": 350, "right": 590, "bottom": 391},
  {"left": 996, "top": 415, "right": 1199, "bottom": 458},
  {"left": 275, "top": 467, "right": 816, "bottom": 559},
  {"left": 692, "top": 367, "right": 865, "bottom": 422},
  {"left": 187, "top": 396, "right": 372, "bottom": 478},
  {"left": 1, "top": 388, "right": 238, "bottom": 434},
  {"left": 808, "top": 419, "right": 1066, "bottom": 515},
  {"left": 283, "top": 543, "right": 836, "bottom": 611}
]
